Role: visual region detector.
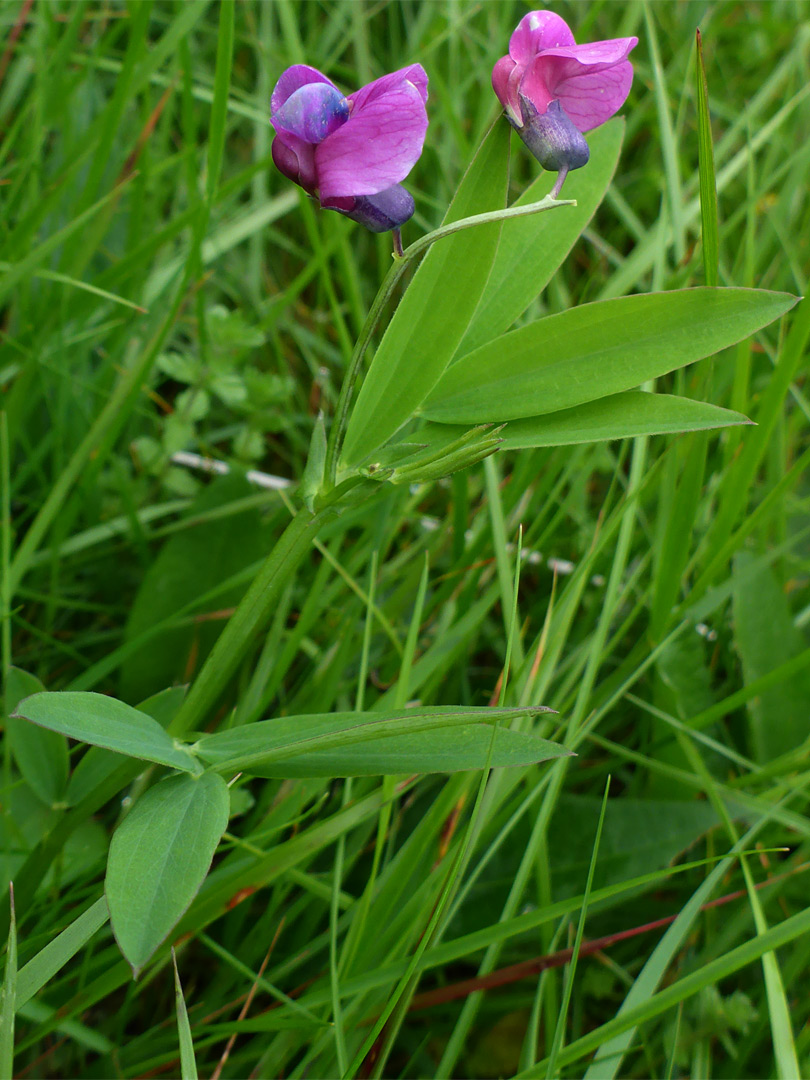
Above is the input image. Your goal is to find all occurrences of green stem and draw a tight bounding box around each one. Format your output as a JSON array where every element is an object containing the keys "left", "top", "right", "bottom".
[
  {"left": 169, "top": 479, "right": 364, "bottom": 738},
  {"left": 322, "top": 193, "right": 575, "bottom": 488}
]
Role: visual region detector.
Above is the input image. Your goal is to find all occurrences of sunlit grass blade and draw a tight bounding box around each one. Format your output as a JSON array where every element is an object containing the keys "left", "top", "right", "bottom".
[
  {"left": 545, "top": 778, "right": 610, "bottom": 1077},
  {"left": 695, "top": 29, "right": 720, "bottom": 286},
  {"left": 173, "top": 950, "right": 198, "bottom": 1080},
  {"left": 0, "top": 884, "right": 16, "bottom": 1079}
]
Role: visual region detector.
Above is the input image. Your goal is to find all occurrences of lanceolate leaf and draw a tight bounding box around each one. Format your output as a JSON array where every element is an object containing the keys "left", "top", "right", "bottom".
[
  {"left": 453, "top": 392, "right": 749, "bottom": 449},
  {"left": 13, "top": 691, "right": 201, "bottom": 774},
  {"left": 341, "top": 120, "right": 510, "bottom": 467},
  {"left": 194, "top": 706, "right": 567, "bottom": 777},
  {"left": 106, "top": 772, "right": 230, "bottom": 975},
  {"left": 456, "top": 118, "right": 624, "bottom": 357},
  {"left": 421, "top": 288, "right": 798, "bottom": 424}
]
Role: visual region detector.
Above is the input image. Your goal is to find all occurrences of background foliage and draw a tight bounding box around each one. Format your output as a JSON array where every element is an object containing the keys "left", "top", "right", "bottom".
[{"left": 1, "top": 0, "right": 810, "bottom": 1077}]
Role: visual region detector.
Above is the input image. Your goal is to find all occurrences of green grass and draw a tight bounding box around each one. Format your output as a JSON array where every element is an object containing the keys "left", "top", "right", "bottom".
[{"left": 2, "top": 0, "right": 810, "bottom": 1076}]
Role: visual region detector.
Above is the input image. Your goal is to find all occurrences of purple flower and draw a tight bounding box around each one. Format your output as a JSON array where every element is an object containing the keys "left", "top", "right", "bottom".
[
  {"left": 271, "top": 63, "right": 428, "bottom": 235},
  {"left": 492, "top": 11, "right": 637, "bottom": 194}
]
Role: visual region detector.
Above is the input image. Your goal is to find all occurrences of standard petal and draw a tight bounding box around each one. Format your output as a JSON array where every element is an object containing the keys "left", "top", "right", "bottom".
[
  {"left": 271, "top": 64, "right": 337, "bottom": 114},
  {"left": 347, "top": 63, "right": 429, "bottom": 112},
  {"left": 548, "top": 58, "right": 636, "bottom": 131},
  {"left": 272, "top": 83, "right": 349, "bottom": 143},
  {"left": 316, "top": 81, "right": 428, "bottom": 199},
  {"left": 509, "top": 10, "right": 575, "bottom": 64}
]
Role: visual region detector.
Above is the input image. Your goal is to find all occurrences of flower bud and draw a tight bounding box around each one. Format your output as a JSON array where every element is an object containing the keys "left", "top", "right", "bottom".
[
  {"left": 324, "top": 185, "right": 416, "bottom": 233},
  {"left": 516, "top": 97, "right": 589, "bottom": 174}
]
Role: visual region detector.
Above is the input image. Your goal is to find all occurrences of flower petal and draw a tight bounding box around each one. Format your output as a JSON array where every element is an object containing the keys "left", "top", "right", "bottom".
[
  {"left": 523, "top": 37, "right": 637, "bottom": 132},
  {"left": 316, "top": 80, "right": 428, "bottom": 199},
  {"left": 554, "top": 60, "right": 636, "bottom": 131},
  {"left": 272, "top": 133, "right": 317, "bottom": 193},
  {"left": 272, "top": 82, "right": 349, "bottom": 144},
  {"left": 509, "top": 10, "right": 575, "bottom": 64},
  {"left": 271, "top": 64, "right": 337, "bottom": 114},
  {"left": 492, "top": 55, "right": 522, "bottom": 124},
  {"left": 347, "top": 63, "right": 428, "bottom": 111}
]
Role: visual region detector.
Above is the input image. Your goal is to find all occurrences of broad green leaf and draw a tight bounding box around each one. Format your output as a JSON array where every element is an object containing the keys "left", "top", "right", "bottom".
[
  {"left": 13, "top": 691, "right": 201, "bottom": 774},
  {"left": 341, "top": 120, "right": 510, "bottom": 467},
  {"left": 457, "top": 119, "right": 624, "bottom": 357},
  {"left": 66, "top": 686, "right": 188, "bottom": 807},
  {"left": 5, "top": 668, "right": 69, "bottom": 807},
  {"left": 422, "top": 288, "right": 798, "bottom": 424},
  {"left": 733, "top": 552, "right": 810, "bottom": 761},
  {"left": 106, "top": 772, "right": 230, "bottom": 975},
  {"left": 420, "top": 392, "right": 749, "bottom": 453},
  {"left": 193, "top": 707, "right": 568, "bottom": 777}
]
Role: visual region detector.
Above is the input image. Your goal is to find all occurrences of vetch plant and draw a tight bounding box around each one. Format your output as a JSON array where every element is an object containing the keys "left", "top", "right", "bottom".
[
  {"left": 492, "top": 10, "right": 638, "bottom": 196},
  {"left": 271, "top": 63, "right": 428, "bottom": 251},
  {"left": 9, "top": 10, "right": 800, "bottom": 988}
]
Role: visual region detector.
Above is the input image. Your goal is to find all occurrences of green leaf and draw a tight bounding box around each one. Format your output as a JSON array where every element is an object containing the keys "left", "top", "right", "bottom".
[
  {"left": 13, "top": 691, "right": 201, "bottom": 774},
  {"left": 16, "top": 898, "right": 109, "bottom": 1009},
  {"left": 5, "top": 668, "right": 69, "bottom": 807},
  {"left": 173, "top": 951, "right": 198, "bottom": 1080},
  {"left": 193, "top": 707, "right": 568, "bottom": 777},
  {"left": 0, "top": 886, "right": 15, "bottom": 1080},
  {"left": 341, "top": 120, "right": 510, "bottom": 467},
  {"left": 106, "top": 772, "right": 230, "bottom": 975},
  {"left": 696, "top": 29, "right": 720, "bottom": 286},
  {"left": 732, "top": 552, "right": 810, "bottom": 761},
  {"left": 457, "top": 119, "right": 624, "bottom": 357},
  {"left": 422, "top": 288, "right": 798, "bottom": 424},
  {"left": 421, "top": 392, "right": 750, "bottom": 452},
  {"left": 66, "top": 686, "right": 188, "bottom": 807}
]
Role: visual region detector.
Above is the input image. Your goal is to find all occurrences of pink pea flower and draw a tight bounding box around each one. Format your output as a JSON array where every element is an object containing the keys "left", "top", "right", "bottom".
[
  {"left": 492, "top": 11, "right": 637, "bottom": 196},
  {"left": 271, "top": 63, "right": 428, "bottom": 244}
]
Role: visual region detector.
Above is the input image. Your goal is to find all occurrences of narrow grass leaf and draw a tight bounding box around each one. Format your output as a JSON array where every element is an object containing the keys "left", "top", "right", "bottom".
[
  {"left": 548, "top": 780, "right": 611, "bottom": 1077},
  {"left": 173, "top": 950, "right": 198, "bottom": 1080},
  {"left": 16, "top": 897, "right": 109, "bottom": 1009},
  {"left": 695, "top": 29, "right": 720, "bottom": 285},
  {"left": 106, "top": 771, "right": 230, "bottom": 975},
  {"left": 516, "top": 905, "right": 810, "bottom": 1076},
  {"left": 0, "top": 884, "right": 15, "bottom": 1078}
]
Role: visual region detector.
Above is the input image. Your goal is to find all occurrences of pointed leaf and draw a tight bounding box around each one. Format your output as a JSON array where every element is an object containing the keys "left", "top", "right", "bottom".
[
  {"left": 462, "top": 392, "right": 749, "bottom": 449},
  {"left": 106, "top": 772, "right": 230, "bottom": 975},
  {"left": 422, "top": 288, "right": 798, "bottom": 424},
  {"left": 13, "top": 691, "right": 201, "bottom": 774},
  {"left": 194, "top": 706, "right": 568, "bottom": 777}
]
